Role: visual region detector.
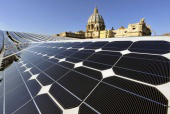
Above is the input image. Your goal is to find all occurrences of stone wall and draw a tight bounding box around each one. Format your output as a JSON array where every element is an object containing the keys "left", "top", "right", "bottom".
[{"left": 99, "top": 18, "right": 152, "bottom": 38}]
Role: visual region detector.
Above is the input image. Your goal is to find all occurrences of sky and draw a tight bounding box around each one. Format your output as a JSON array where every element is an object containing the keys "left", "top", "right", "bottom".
[{"left": 0, "top": 0, "right": 169, "bottom": 35}]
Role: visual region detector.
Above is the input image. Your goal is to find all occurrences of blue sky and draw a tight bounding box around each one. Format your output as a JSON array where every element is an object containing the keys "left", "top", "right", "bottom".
[{"left": 0, "top": 0, "right": 169, "bottom": 35}]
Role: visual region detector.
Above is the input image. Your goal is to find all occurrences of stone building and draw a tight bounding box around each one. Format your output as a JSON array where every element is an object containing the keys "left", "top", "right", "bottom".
[
  {"left": 85, "top": 6, "right": 106, "bottom": 38},
  {"left": 100, "top": 30, "right": 114, "bottom": 38},
  {"left": 54, "top": 31, "right": 85, "bottom": 39},
  {"left": 162, "top": 33, "right": 170, "bottom": 36},
  {"left": 75, "top": 30, "right": 85, "bottom": 37},
  {"left": 56, "top": 6, "right": 152, "bottom": 39},
  {"left": 85, "top": 6, "right": 151, "bottom": 38},
  {"left": 112, "top": 18, "right": 152, "bottom": 37}
]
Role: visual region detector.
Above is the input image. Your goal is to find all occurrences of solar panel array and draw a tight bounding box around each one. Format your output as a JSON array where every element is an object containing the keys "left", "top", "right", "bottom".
[
  {"left": 0, "top": 30, "right": 170, "bottom": 114},
  {"left": 13, "top": 32, "right": 75, "bottom": 42}
]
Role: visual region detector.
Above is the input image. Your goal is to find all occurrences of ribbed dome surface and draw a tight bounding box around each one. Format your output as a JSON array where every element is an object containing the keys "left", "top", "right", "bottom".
[{"left": 87, "top": 7, "right": 105, "bottom": 24}]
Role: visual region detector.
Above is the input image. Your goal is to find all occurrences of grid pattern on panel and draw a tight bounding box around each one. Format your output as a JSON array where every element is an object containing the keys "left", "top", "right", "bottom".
[{"left": 0, "top": 38, "right": 170, "bottom": 114}]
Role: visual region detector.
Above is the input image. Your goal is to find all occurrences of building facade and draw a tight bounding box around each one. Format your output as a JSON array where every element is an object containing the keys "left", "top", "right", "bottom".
[
  {"left": 85, "top": 6, "right": 152, "bottom": 38},
  {"left": 54, "top": 31, "right": 85, "bottom": 39},
  {"left": 111, "top": 18, "right": 152, "bottom": 37},
  {"left": 56, "top": 6, "right": 152, "bottom": 39},
  {"left": 162, "top": 33, "right": 170, "bottom": 36}
]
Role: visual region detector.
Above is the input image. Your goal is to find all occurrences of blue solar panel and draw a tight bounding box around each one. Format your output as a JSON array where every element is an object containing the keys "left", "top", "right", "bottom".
[{"left": 0, "top": 31, "right": 170, "bottom": 114}]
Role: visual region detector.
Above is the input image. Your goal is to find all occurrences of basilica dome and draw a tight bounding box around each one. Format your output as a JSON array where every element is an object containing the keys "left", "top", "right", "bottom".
[
  {"left": 87, "top": 7, "right": 105, "bottom": 24},
  {"left": 85, "top": 6, "right": 106, "bottom": 38}
]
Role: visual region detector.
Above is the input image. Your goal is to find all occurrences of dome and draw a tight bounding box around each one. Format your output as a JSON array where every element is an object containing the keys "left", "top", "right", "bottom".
[
  {"left": 88, "top": 7, "right": 105, "bottom": 24},
  {"left": 86, "top": 6, "right": 106, "bottom": 34},
  {"left": 94, "top": 23, "right": 100, "bottom": 27}
]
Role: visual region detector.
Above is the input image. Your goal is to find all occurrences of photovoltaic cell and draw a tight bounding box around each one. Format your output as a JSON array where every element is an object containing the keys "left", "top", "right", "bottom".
[
  {"left": 84, "top": 41, "right": 108, "bottom": 49},
  {"left": 0, "top": 80, "right": 4, "bottom": 97},
  {"left": 74, "top": 66, "right": 103, "bottom": 80},
  {"left": 79, "top": 79, "right": 168, "bottom": 114},
  {"left": 102, "top": 41, "right": 133, "bottom": 51},
  {"left": 57, "top": 61, "right": 74, "bottom": 69},
  {"left": 48, "top": 57, "right": 59, "bottom": 63},
  {"left": 113, "top": 53, "right": 170, "bottom": 85},
  {"left": 57, "top": 49, "right": 78, "bottom": 57},
  {"left": 4, "top": 63, "right": 16, "bottom": 73},
  {"left": 26, "top": 80, "right": 41, "bottom": 97},
  {"left": 66, "top": 50, "right": 94, "bottom": 63},
  {"left": 84, "top": 51, "right": 122, "bottom": 70},
  {"left": 103, "top": 77, "right": 168, "bottom": 104},
  {"left": 35, "top": 61, "right": 54, "bottom": 71},
  {"left": 29, "top": 58, "right": 45, "bottom": 66},
  {"left": 49, "top": 83, "right": 81, "bottom": 109},
  {"left": 49, "top": 48, "right": 66, "bottom": 55},
  {"left": 17, "top": 65, "right": 26, "bottom": 73},
  {"left": 72, "top": 42, "right": 92, "bottom": 48},
  {"left": 61, "top": 42, "right": 80, "bottom": 48},
  {"left": 44, "top": 64, "right": 70, "bottom": 81},
  {"left": 34, "top": 94, "right": 63, "bottom": 114},
  {"left": 5, "top": 70, "right": 20, "bottom": 82},
  {"left": 129, "top": 41, "right": 170, "bottom": 54},
  {"left": 5, "top": 84, "right": 31, "bottom": 114},
  {"left": 21, "top": 72, "right": 32, "bottom": 82},
  {"left": 5, "top": 76, "right": 23, "bottom": 93},
  {"left": 37, "top": 72, "right": 54, "bottom": 86},
  {"left": 79, "top": 104, "right": 97, "bottom": 114},
  {"left": 5, "top": 69, "right": 20, "bottom": 78},
  {"left": 14, "top": 101, "right": 39, "bottom": 114},
  {"left": 0, "top": 98, "right": 3, "bottom": 114},
  {"left": 58, "top": 70, "right": 99, "bottom": 99},
  {"left": 30, "top": 67, "right": 41, "bottom": 74}
]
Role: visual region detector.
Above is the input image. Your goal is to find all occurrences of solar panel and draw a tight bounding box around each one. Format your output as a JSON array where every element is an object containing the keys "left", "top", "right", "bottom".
[{"left": 0, "top": 31, "right": 170, "bottom": 114}]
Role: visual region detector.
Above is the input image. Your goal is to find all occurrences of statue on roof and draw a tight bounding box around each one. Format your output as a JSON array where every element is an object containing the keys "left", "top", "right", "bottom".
[
  {"left": 119, "top": 26, "right": 125, "bottom": 29},
  {"left": 140, "top": 18, "right": 145, "bottom": 24}
]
